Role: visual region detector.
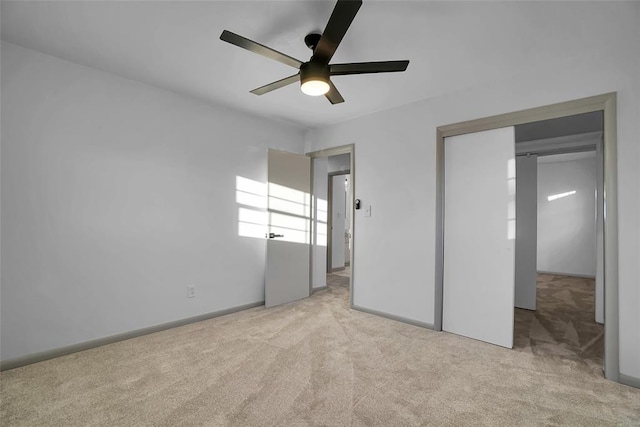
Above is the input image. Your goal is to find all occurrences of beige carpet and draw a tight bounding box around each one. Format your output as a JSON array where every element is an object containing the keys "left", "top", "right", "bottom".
[
  {"left": 514, "top": 274, "right": 604, "bottom": 366},
  {"left": 2, "top": 279, "right": 639, "bottom": 426}
]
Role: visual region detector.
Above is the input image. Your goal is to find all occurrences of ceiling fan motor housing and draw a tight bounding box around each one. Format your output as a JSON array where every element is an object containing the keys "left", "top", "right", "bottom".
[
  {"left": 304, "top": 33, "right": 322, "bottom": 51},
  {"left": 300, "top": 61, "right": 330, "bottom": 85}
]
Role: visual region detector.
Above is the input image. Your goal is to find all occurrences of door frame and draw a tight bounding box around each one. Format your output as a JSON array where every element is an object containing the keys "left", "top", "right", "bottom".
[
  {"left": 307, "top": 144, "right": 355, "bottom": 308},
  {"left": 327, "top": 171, "right": 350, "bottom": 274},
  {"left": 434, "top": 93, "right": 619, "bottom": 381}
]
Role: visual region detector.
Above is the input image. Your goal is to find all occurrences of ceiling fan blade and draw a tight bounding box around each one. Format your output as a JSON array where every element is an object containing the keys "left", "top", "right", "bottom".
[
  {"left": 325, "top": 80, "right": 345, "bottom": 104},
  {"left": 330, "top": 60, "right": 409, "bottom": 76},
  {"left": 250, "top": 74, "right": 300, "bottom": 96},
  {"left": 220, "top": 30, "right": 303, "bottom": 69},
  {"left": 312, "top": 0, "right": 362, "bottom": 64}
]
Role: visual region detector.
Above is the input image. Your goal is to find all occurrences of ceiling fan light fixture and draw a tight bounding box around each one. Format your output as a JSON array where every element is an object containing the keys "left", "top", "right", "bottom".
[
  {"left": 301, "top": 79, "right": 330, "bottom": 96},
  {"left": 300, "top": 62, "right": 330, "bottom": 96}
]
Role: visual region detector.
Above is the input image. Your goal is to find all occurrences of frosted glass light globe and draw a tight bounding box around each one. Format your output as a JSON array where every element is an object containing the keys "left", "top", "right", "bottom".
[{"left": 301, "top": 79, "right": 330, "bottom": 96}]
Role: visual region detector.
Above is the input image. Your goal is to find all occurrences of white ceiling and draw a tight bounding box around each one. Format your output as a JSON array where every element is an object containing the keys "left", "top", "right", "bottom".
[{"left": 1, "top": 1, "right": 635, "bottom": 130}]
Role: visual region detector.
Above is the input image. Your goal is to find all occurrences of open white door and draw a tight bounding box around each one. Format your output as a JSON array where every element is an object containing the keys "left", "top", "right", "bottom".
[
  {"left": 330, "top": 174, "right": 347, "bottom": 271},
  {"left": 443, "top": 127, "right": 516, "bottom": 348},
  {"left": 265, "top": 149, "right": 311, "bottom": 308}
]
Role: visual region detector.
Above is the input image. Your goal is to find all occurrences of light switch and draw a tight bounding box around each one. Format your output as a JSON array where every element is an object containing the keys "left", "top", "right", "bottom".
[{"left": 364, "top": 205, "right": 372, "bottom": 217}]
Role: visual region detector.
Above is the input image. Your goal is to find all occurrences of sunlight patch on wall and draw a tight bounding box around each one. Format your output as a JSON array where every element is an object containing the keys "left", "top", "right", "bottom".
[
  {"left": 268, "top": 182, "right": 311, "bottom": 217},
  {"left": 236, "top": 176, "right": 312, "bottom": 244},
  {"left": 268, "top": 182, "right": 311, "bottom": 244},
  {"left": 237, "top": 176, "right": 267, "bottom": 239},
  {"left": 236, "top": 176, "right": 267, "bottom": 209},
  {"left": 315, "top": 197, "right": 328, "bottom": 247},
  {"left": 238, "top": 207, "right": 267, "bottom": 239},
  {"left": 547, "top": 190, "right": 576, "bottom": 202}
]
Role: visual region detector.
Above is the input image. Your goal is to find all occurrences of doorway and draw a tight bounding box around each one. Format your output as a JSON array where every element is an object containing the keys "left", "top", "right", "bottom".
[
  {"left": 307, "top": 145, "right": 355, "bottom": 307},
  {"left": 327, "top": 171, "right": 351, "bottom": 273},
  {"left": 327, "top": 171, "right": 352, "bottom": 293},
  {"left": 512, "top": 113, "right": 603, "bottom": 366},
  {"left": 434, "top": 93, "right": 619, "bottom": 382}
]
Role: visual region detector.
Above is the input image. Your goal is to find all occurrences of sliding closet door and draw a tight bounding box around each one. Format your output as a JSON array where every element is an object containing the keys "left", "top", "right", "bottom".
[{"left": 443, "top": 127, "right": 516, "bottom": 348}]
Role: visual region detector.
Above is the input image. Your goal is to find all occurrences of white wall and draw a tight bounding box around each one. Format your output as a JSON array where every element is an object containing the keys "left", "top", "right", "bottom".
[
  {"left": 537, "top": 154, "right": 597, "bottom": 277},
  {"left": 0, "top": 42, "right": 305, "bottom": 362},
  {"left": 305, "top": 9, "right": 640, "bottom": 378}
]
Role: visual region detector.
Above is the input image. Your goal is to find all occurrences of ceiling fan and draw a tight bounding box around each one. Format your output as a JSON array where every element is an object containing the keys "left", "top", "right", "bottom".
[{"left": 220, "top": 0, "right": 409, "bottom": 104}]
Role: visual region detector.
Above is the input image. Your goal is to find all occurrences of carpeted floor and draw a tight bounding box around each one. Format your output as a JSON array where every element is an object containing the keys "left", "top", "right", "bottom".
[
  {"left": 1, "top": 276, "right": 639, "bottom": 426},
  {"left": 514, "top": 274, "right": 604, "bottom": 367}
]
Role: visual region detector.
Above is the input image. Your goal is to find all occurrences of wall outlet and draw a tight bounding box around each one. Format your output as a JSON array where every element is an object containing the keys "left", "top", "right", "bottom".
[{"left": 187, "top": 285, "right": 196, "bottom": 298}]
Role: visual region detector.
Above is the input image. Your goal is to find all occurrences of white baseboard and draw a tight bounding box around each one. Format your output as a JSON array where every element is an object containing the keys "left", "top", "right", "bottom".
[{"left": 537, "top": 270, "right": 596, "bottom": 279}]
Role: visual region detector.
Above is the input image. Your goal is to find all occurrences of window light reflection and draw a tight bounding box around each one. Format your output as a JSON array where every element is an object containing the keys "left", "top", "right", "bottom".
[
  {"left": 236, "top": 176, "right": 267, "bottom": 209},
  {"left": 507, "top": 159, "right": 516, "bottom": 240},
  {"left": 315, "top": 197, "right": 328, "bottom": 247},
  {"left": 316, "top": 198, "right": 328, "bottom": 223},
  {"left": 236, "top": 176, "right": 312, "bottom": 244},
  {"left": 548, "top": 190, "right": 576, "bottom": 202},
  {"left": 268, "top": 183, "right": 311, "bottom": 217},
  {"left": 270, "top": 212, "right": 308, "bottom": 232},
  {"left": 236, "top": 177, "right": 268, "bottom": 239}
]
